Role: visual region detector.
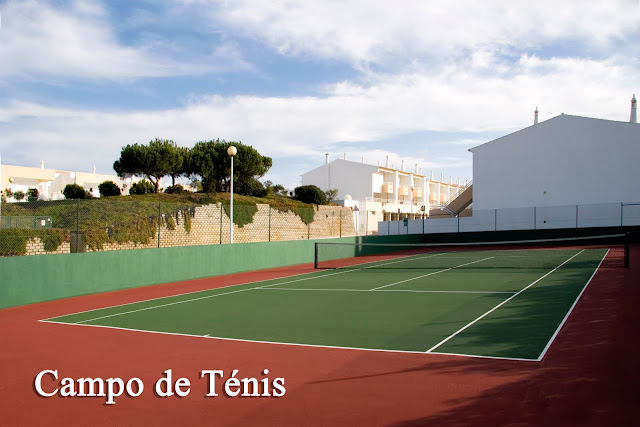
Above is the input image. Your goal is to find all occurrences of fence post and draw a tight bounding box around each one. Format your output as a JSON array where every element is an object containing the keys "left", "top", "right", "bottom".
[
  {"left": 340, "top": 211, "right": 342, "bottom": 238},
  {"left": 219, "top": 205, "right": 223, "bottom": 244},
  {"left": 76, "top": 199, "right": 80, "bottom": 235},
  {"left": 576, "top": 205, "right": 579, "bottom": 228},
  {"left": 534, "top": 206, "right": 537, "bottom": 230},
  {"left": 621, "top": 202, "right": 623, "bottom": 226},
  {"left": 366, "top": 212, "right": 368, "bottom": 236},
  {"left": 494, "top": 209, "right": 497, "bottom": 231},
  {"left": 157, "top": 202, "right": 161, "bottom": 248}
]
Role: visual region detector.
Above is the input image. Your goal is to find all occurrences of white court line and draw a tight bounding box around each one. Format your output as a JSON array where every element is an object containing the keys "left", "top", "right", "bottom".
[
  {"left": 426, "top": 249, "right": 585, "bottom": 354},
  {"left": 535, "top": 249, "right": 609, "bottom": 361},
  {"left": 322, "top": 251, "right": 447, "bottom": 270},
  {"left": 369, "top": 257, "right": 494, "bottom": 291},
  {"left": 262, "top": 287, "right": 516, "bottom": 295},
  {"left": 42, "top": 320, "right": 428, "bottom": 355},
  {"left": 40, "top": 268, "right": 333, "bottom": 321},
  {"left": 40, "top": 252, "right": 468, "bottom": 324},
  {"left": 66, "top": 269, "right": 357, "bottom": 324},
  {"left": 41, "top": 319, "right": 540, "bottom": 362}
]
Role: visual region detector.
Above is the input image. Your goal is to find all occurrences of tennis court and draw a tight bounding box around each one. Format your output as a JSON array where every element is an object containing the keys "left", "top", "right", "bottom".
[{"left": 43, "top": 237, "right": 627, "bottom": 361}]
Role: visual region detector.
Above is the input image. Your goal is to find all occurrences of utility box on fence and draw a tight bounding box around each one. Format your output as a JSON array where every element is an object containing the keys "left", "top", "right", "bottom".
[{"left": 70, "top": 232, "right": 86, "bottom": 253}]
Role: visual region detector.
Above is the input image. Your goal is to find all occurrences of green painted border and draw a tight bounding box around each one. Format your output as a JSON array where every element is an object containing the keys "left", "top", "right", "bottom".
[
  {"left": 3, "top": 224, "right": 634, "bottom": 310},
  {"left": 0, "top": 234, "right": 423, "bottom": 309}
]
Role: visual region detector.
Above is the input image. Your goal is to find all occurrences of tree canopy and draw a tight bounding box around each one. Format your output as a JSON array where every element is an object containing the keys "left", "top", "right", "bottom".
[
  {"left": 187, "top": 140, "right": 272, "bottom": 193},
  {"left": 113, "top": 138, "right": 183, "bottom": 192},
  {"left": 113, "top": 138, "right": 272, "bottom": 196}
]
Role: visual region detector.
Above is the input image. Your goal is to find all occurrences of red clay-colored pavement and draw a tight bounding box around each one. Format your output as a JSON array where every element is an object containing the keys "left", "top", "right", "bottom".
[{"left": 1, "top": 247, "right": 638, "bottom": 426}]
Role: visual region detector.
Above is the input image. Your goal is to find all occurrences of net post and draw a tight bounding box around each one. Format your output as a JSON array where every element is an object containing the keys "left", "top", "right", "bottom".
[
  {"left": 314, "top": 242, "right": 319, "bottom": 269},
  {"left": 624, "top": 232, "right": 630, "bottom": 268}
]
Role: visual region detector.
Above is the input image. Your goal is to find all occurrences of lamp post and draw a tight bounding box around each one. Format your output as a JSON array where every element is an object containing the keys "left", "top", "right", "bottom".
[{"left": 227, "top": 145, "right": 237, "bottom": 243}]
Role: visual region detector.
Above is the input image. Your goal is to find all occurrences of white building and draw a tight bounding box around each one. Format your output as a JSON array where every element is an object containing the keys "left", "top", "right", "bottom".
[
  {"left": 301, "top": 155, "right": 466, "bottom": 234},
  {"left": 469, "top": 113, "right": 640, "bottom": 211},
  {"left": 0, "top": 162, "right": 145, "bottom": 201},
  {"left": 377, "top": 95, "right": 640, "bottom": 235}
]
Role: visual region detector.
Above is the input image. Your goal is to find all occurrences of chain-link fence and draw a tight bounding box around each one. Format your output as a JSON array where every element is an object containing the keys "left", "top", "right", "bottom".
[
  {"left": 379, "top": 202, "right": 640, "bottom": 235},
  {"left": 0, "top": 198, "right": 358, "bottom": 257}
]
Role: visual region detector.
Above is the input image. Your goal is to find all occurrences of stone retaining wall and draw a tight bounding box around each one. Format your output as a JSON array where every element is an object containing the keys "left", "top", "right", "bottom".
[{"left": 24, "top": 204, "right": 356, "bottom": 256}]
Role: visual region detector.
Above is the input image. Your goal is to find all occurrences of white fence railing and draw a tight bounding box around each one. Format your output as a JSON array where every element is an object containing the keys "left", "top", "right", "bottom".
[{"left": 378, "top": 202, "right": 640, "bottom": 235}]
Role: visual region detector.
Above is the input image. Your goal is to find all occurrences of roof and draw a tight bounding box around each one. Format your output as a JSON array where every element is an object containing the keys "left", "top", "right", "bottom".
[
  {"left": 469, "top": 114, "right": 640, "bottom": 153},
  {"left": 301, "top": 158, "right": 384, "bottom": 177}
]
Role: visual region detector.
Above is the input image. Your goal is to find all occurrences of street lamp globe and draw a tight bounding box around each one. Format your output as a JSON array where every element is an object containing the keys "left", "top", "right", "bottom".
[{"left": 227, "top": 146, "right": 237, "bottom": 156}]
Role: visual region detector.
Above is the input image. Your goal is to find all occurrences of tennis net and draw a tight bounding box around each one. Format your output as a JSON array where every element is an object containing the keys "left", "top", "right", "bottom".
[{"left": 314, "top": 233, "right": 630, "bottom": 270}]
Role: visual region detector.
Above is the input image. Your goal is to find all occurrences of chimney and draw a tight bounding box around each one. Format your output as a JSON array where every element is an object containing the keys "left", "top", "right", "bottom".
[
  {"left": 631, "top": 94, "right": 637, "bottom": 123},
  {"left": 534, "top": 107, "right": 539, "bottom": 125},
  {"left": 361, "top": 155, "right": 364, "bottom": 164},
  {"left": 325, "top": 153, "right": 330, "bottom": 164},
  {"left": 401, "top": 160, "right": 404, "bottom": 171},
  {"left": 344, "top": 152, "right": 347, "bottom": 160},
  {"left": 40, "top": 160, "right": 44, "bottom": 169},
  {"left": 93, "top": 165, "right": 96, "bottom": 174},
  {"left": 385, "top": 155, "right": 389, "bottom": 168}
]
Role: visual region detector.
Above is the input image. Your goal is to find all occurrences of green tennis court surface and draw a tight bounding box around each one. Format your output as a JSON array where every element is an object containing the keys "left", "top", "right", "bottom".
[{"left": 44, "top": 247, "right": 611, "bottom": 360}]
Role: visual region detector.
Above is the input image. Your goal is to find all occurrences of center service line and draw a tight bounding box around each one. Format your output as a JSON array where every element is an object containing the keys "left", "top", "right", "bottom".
[
  {"left": 369, "top": 257, "right": 494, "bottom": 291},
  {"left": 426, "top": 249, "right": 585, "bottom": 354}
]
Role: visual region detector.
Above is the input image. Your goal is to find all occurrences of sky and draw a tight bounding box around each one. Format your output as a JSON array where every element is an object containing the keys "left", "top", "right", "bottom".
[{"left": 0, "top": 0, "right": 638, "bottom": 191}]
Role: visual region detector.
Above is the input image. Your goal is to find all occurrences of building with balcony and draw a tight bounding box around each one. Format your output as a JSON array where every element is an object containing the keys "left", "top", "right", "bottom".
[{"left": 301, "top": 155, "right": 467, "bottom": 234}]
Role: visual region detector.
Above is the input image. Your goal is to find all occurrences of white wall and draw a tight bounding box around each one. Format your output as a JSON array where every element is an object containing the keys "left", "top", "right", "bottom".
[
  {"left": 301, "top": 159, "right": 379, "bottom": 201},
  {"left": 471, "top": 115, "right": 640, "bottom": 210}
]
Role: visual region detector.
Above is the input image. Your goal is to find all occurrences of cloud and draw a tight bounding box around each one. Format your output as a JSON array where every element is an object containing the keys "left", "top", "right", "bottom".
[
  {"left": 1, "top": 1, "right": 638, "bottom": 189},
  {"left": 1, "top": 51, "right": 636, "bottom": 181},
  {"left": 203, "top": 0, "right": 640, "bottom": 66},
  {"left": 0, "top": 0, "right": 252, "bottom": 80}
]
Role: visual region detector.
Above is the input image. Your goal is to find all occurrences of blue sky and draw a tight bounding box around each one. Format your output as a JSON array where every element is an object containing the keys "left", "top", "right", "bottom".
[{"left": 1, "top": 0, "right": 639, "bottom": 190}]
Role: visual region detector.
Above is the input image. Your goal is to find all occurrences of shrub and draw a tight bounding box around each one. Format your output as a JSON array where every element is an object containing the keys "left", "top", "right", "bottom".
[
  {"left": 27, "top": 188, "right": 39, "bottom": 202},
  {"left": 325, "top": 188, "right": 338, "bottom": 204},
  {"left": 236, "top": 177, "right": 267, "bottom": 198},
  {"left": 37, "top": 229, "right": 67, "bottom": 251},
  {"left": 272, "top": 184, "right": 286, "bottom": 196},
  {"left": 13, "top": 190, "right": 26, "bottom": 202},
  {"left": 0, "top": 228, "right": 29, "bottom": 256},
  {"left": 165, "top": 184, "right": 185, "bottom": 194},
  {"left": 293, "top": 185, "right": 327, "bottom": 205},
  {"left": 98, "top": 181, "right": 121, "bottom": 197},
  {"left": 63, "top": 184, "right": 86, "bottom": 199},
  {"left": 130, "top": 180, "right": 154, "bottom": 195}
]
